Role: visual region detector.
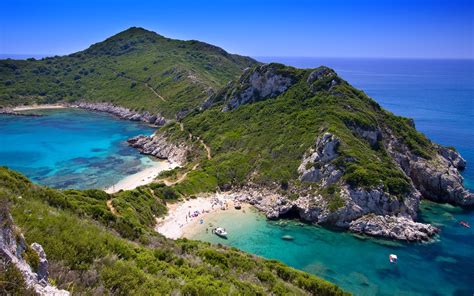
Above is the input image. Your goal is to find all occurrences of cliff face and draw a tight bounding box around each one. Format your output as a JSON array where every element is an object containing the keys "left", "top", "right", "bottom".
[
  {"left": 0, "top": 205, "right": 69, "bottom": 295},
  {"left": 127, "top": 133, "right": 189, "bottom": 165}
]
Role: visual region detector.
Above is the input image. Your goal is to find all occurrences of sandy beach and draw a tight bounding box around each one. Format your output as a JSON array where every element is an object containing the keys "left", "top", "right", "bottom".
[
  {"left": 155, "top": 193, "right": 240, "bottom": 239},
  {"left": 105, "top": 160, "right": 178, "bottom": 193},
  {"left": 12, "top": 104, "right": 66, "bottom": 111}
]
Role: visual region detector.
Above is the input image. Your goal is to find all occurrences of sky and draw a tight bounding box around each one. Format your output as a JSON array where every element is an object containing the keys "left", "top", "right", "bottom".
[{"left": 0, "top": 0, "right": 473, "bottom": 59}]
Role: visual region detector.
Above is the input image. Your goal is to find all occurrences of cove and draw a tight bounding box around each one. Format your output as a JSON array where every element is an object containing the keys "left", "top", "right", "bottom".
[
  {"left": 189, "top": 201, "right": 473, "bottom": 295},
  {"left": 0, "top": 108, "right": 157, "bottom": 189}
]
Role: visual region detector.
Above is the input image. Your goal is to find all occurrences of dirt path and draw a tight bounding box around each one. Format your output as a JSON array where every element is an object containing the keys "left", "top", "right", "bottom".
[
  {"left": 145, "top": 82, "right": 167, "bottom": 102},
  {"left": 106, "top": 199, "right": 120, "bottom": 217},
  {"left": 162, "top": 163, "right": 200, "bottom": 186},
  {"left": 107, "top": 66, "right": 167, "bottom": 102}
]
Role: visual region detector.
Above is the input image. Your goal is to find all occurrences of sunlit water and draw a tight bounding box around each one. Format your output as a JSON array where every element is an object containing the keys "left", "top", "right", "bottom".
[
  {"left": 190, "top": 58, "right": 474, "bottom": 296},
  {"left": 0, "top": 108, "right": 157, "bottom": 189}
]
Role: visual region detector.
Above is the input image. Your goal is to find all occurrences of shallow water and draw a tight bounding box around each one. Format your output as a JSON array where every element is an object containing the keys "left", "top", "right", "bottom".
[
  {"left": 191, "top": 58, "right": 474, "bottom": 295},
  {"left": 191, "top": 202, "right": 473, "bottom": 295},
  {"left": 0, "top": 108, "right": 157, "bottom": 189}
]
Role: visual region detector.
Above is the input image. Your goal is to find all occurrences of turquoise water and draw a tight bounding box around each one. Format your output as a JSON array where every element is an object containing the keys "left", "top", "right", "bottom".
[
  {"left": 191, "top": 202, "right": 473, "bottom": 295},
  {"left": 192, "top": 59, "right": 474, "bottom": 295},
  {"left": 0, "top": 108, "right": 157, "bottom": 189}
]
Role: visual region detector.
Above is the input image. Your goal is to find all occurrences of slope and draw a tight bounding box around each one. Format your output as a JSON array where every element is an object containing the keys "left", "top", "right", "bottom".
[{"left": 0, "top": 27, "right": 258, "bottom": 118}]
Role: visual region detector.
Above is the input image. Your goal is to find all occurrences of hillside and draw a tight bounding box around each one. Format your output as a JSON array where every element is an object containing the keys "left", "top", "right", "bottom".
[
  {"left": 0, "top": 167, "right": 347, "bottom": 295},
  {"left": 0, "top": 27, "right": 258, "bottom": 118},
  {"left": 134, "top": 63, "right": 472, "bottom": 241}
]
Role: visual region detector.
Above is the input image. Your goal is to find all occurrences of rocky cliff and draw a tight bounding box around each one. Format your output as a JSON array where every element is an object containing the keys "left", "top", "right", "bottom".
[
  {"left": 0, "top": 205, "right": 69, "bottom": 295},
  {"left": 127, "top": 133, "right": 189, "bottom": 165}
]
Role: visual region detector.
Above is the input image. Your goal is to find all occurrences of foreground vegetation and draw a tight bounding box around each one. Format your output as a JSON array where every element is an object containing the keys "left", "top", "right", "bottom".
[
  {"left": 0, "top": 167, "right": 347, "bottom": 295},
  {"left": 0, "top": 27, "right": 258, "bottom": 117}
]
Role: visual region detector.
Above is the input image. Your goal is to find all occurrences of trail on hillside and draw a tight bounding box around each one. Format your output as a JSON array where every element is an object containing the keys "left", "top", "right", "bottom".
[
  {"left": 107, "top": 66, "right": 167, "bottom": 102},
  {"left": 106, "top": 199, "right": 120, "bottom": 217}
]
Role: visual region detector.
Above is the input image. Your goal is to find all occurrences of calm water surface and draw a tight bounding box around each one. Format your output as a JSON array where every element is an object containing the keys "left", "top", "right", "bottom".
[
  {"left": 0, "top": 108, "right": 157, "bottom": 189},
  {"left": 192, "top": 58, "right": 474, "bottom": 296}
]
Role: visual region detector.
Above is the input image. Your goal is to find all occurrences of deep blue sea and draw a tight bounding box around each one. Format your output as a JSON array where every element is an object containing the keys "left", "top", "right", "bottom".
[
  {"left": 191, "top": 58, "right": 474, "bottom": 296},
  {"left": 0, "top": 108, "right": 157, "bottom": 189}
]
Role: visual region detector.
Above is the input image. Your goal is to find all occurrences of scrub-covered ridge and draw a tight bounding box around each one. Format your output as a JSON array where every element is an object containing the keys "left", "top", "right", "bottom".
[
  {"left": 0, "top": 167, "right": 347, "bottom": 295},
  {"left": 0, "top": 27, "right": 258, "bottom": 118},
  {"left": 136, "top": 63, "right": 472, "bottom": 241}
]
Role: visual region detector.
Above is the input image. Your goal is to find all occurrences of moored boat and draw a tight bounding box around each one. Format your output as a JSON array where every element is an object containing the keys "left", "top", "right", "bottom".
[{"left": 213, "top": 227, "right": 228, "bottom": 238}]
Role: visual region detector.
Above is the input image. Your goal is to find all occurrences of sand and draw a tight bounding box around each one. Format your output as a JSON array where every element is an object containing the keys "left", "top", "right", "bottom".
[
  {"left": 155, "top": 193, "right": 237, "bottom": 239},
  {"left": 13, "top": 104, "right": 67, "bottom": 111},
  {"left": 105, "top": 160, "right": 178, "bottom": 193}
]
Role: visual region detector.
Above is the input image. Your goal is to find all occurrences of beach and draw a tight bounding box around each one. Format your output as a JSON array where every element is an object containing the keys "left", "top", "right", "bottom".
[
  {"left": 12, "top": 104, "right": 66, "bottom": 111},
  {"left": 105, "top": 160, "right": 178, "bottom": 193},
  {"left": 156, "top": 193, "right": 242, "bottom": 239}
]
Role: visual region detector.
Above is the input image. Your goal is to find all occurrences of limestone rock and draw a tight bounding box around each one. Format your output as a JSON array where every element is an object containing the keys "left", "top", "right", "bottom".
[
  {"left": 128, "top": 133, "right": 189, "bottom": 166},
  {"left": 349, "top": 214, "right": 438, "bottom": 241},
  {"left": 298, "top": 132, "right": 342, "bottom": 186},
  {"left": 0, "top": 210, "right": 69, "bottom": 295}
]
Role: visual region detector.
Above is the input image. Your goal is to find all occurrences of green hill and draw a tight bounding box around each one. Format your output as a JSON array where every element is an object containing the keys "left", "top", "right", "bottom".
[
  {"left": 0, "top": 27, "right": 258, "bottom": 117},
  {"left": 0, "top": 167, "right": 346, "bottom": 295}
]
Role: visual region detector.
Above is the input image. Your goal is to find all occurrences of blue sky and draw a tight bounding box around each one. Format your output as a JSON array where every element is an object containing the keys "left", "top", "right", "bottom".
[{"left": 0, "top": 0, "right": 472, "bottom": 58}]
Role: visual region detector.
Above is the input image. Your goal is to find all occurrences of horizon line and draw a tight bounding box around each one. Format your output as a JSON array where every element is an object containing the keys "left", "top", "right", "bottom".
[{"left": 1, "top": 53, "right": 473, "bottom": 61}]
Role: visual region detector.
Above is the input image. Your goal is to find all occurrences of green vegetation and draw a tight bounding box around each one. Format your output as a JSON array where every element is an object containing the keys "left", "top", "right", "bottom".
[
  {"left": 0, "top": 27, "right": 258, "bottom": 117},
  {"left": 0, "top": 262, "right": 36, "bottom": 295},
  {"left": 0, "top": 167, "right": 347, "bottom": 295},
  {"left": 161, "top": 64, "right": 433, "bottom": 200}
]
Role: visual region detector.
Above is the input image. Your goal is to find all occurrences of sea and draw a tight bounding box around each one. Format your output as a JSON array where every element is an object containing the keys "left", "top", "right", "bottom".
[
  {"left": 190, "top": 58, "right": 474, "bottom": 296},
  {"left": 0, "top": 108, "right": 157, "bottom": 189},
  {"left": 0, "top": 58, "right": 472, "bottom": 295}
]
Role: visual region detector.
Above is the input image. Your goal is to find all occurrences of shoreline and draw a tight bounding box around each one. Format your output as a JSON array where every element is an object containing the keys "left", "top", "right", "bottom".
[
  {"left": 12, "top": 104, "right": 67, "bottom": 111},
  {"left": 155, "top": 193, "right": 238, "bottom": 239},
  {"left": 105, "top": 159, "right": 179, "bottom": 193}
]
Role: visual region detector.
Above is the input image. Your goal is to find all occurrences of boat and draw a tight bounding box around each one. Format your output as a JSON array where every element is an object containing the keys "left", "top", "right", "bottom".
[
  {"left": 281, "top": 235, "right": 294, "bottom": 241},
  {"left": 389, "top": 254, "right": 398, "bottom": 263},
  {"left": 213, "top": 227, "right": 228, "bottom": 238},
  {"left": 234, "top": 202, "right": 242, "bottom": 210},
  {"left": 459, "top": 221, "right": 470, "bottom": 228}
]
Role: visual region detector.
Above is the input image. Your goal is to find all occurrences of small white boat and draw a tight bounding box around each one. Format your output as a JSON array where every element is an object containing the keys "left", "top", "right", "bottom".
[
  {"left": 389, "top": 254, "right": 398, "bottom": 263},
  {"left": 213, "top": 227, "right": 228, "bottom": 238}
]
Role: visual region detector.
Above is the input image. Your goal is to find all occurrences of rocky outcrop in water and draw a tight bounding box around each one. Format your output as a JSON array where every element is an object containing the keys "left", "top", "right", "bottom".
[
  {"left": 349, "top": 214, "right": 438, "bottom": 241},
  {"left": 73, "top": 102, "right": 166, "bottom": 126},
  {"left": 127, "top": 133, "right": 189, "bottom": 166},
  {"left": 0, "top": 208, "right": 69, "bottom": 295},
  {"left": 230, "top": 183, "right": 436, "bottom": 241}
]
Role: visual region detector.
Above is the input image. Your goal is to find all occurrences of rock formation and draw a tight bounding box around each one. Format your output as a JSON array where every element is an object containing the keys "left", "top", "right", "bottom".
[
  {"left": 127, "top": 133, "right": 189, "bottom": 166},
  {"left": 73, "top": 102, "right": 166, "bottom": 126},
  {"left": 204, "top": 63, "right": 297, "bottom": 111},
  {"left": 0, "top": 208, "right": 69, "bottom": 295}
]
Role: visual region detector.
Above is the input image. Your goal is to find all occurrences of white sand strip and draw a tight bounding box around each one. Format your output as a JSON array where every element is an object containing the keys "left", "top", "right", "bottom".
[
  {"left": 105, "top": 160, "right": 178, "bottom": 193},
  {"left": 13, "top": 104, "right": 66, "bottom": 111},
  {"left": 155, "top": 193, "right": 233, "bottom": 239}
]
